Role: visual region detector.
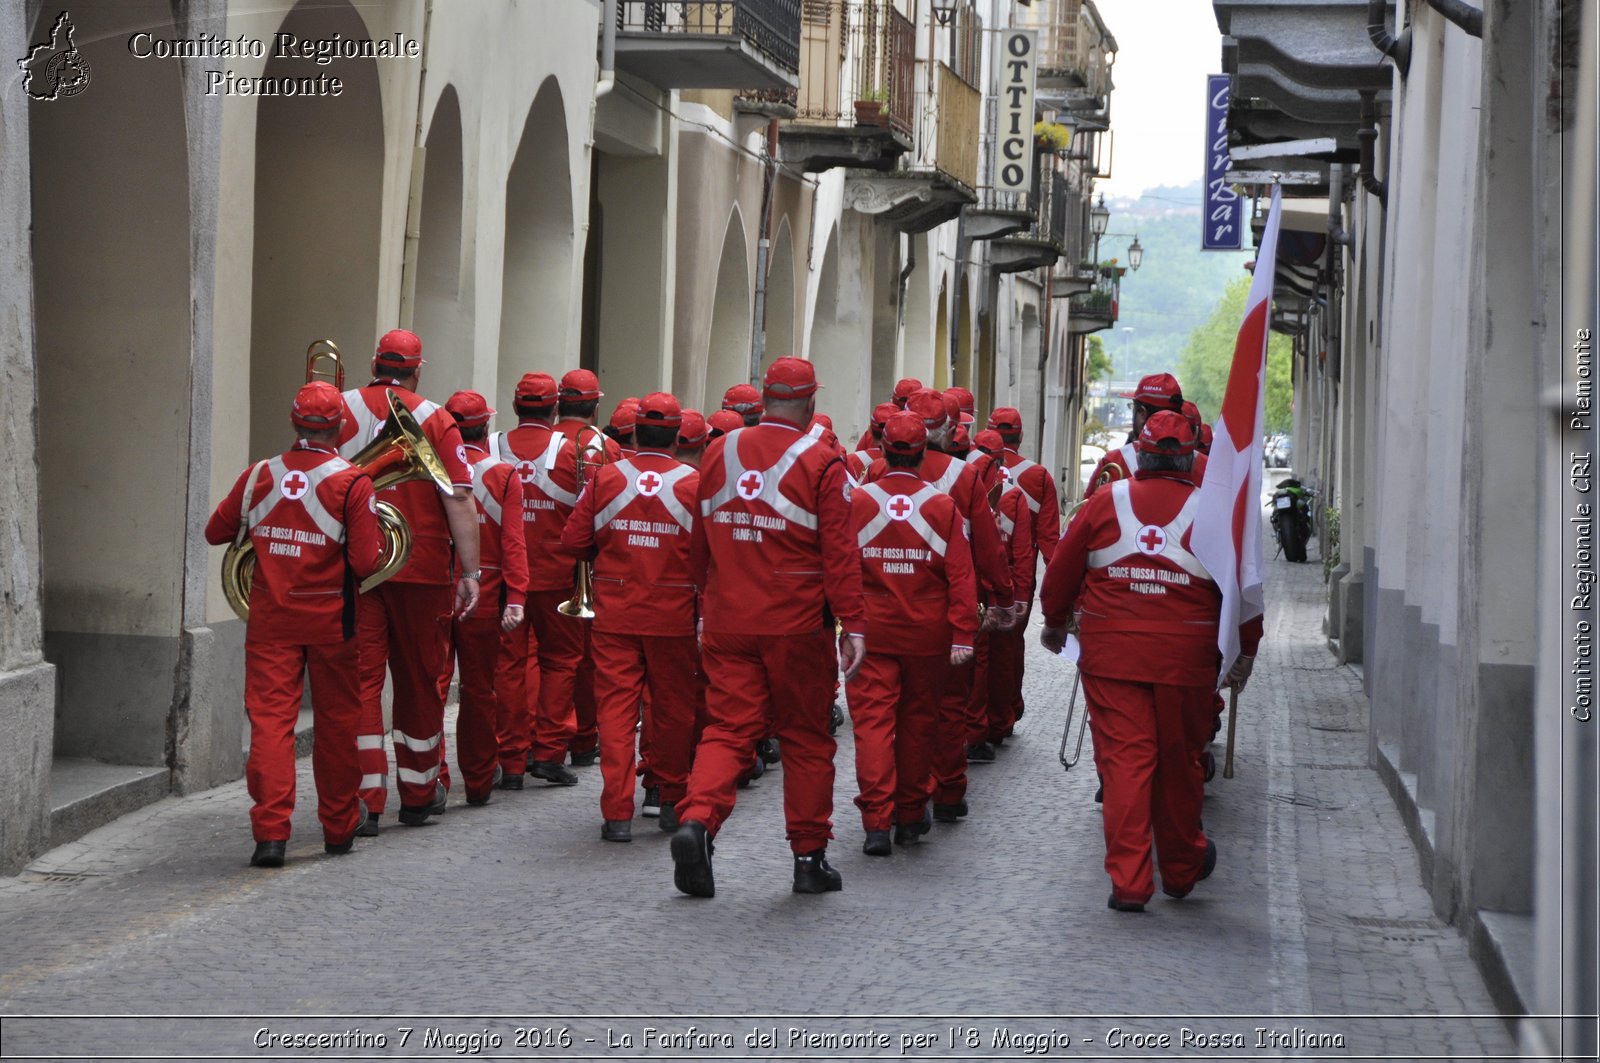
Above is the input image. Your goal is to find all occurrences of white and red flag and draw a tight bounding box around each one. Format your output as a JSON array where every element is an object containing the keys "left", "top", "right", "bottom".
[{"left": 1191, "top": 185, "right": 1283, "bottom": 683}]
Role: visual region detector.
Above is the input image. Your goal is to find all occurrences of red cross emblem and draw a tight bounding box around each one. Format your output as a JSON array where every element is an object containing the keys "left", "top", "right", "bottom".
[
  {"left": 636, "top": 470, "right": 663, "bottom": 497},
  {"left": 1136, "top": 524, "right": 1167, "bottom": 556},
  {"left": 515, "top": 460, "right": 538, "bottom": 484},
  {"left": 887, "top": 495, "right": 915, "bottom": 522},
  {"left": 1000, "top": 465, "right": 1012, "bottom": 482},
  {"left": 280, "top": 470, "right": 309, "bottom": 501},
  {"left": 736, "top": 470, "right": 765, "bottom": 501}
]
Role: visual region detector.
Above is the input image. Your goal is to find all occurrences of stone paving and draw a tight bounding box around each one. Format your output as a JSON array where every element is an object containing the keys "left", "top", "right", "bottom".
[{"left": 0, "top": 545, "right": 1526, "bottom": 1060}]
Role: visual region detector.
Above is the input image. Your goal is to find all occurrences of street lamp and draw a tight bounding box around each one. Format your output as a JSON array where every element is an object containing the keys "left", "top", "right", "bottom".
[
  {"left": 1090, "top": 194, "right": 1110, "bottom": 237},
  {"left": 931, "top": 0, "right": 957, "bottom": 26},
  {"left": 1127, "top": 234, "right": 1144, "bottom": 271}
]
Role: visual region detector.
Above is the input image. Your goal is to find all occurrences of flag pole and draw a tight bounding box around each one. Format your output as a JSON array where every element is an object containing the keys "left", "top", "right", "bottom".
[{"left": 1223, "top": 686, "right": 1239, "bottom": 779}]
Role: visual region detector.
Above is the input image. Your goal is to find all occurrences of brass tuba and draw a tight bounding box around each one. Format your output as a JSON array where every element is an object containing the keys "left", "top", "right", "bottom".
[
  {"left": 220, "top": 387, "right": 453, "bottom": 621},
  {"left": 1063, "top": 460, "right": 1123, "bottom": 526},
  {"left": 305, "top": 339, "right": 344, "bottom": 390},
  {"left": 557, "top": 430, "right": 609, "bottom": 619}
]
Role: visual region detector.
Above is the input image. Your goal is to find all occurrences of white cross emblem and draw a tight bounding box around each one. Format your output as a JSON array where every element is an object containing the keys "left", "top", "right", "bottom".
[
  {"left": 280, "top": 470, "right": 310, "bottom": 501},
  {"left": 1136, "top": 524, "right": 1167, "bottom": 556},
  {"left": 736, "top": 470, "right": 766, "bottom": 501}
]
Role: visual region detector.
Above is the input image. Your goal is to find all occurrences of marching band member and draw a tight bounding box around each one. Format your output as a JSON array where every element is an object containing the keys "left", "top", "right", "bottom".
[
  {"left": 722, "top": 383, "right": 764, "bottom": 428},
  {"left": 205, "top": 382, "right": 382, "bottom": 866},
  {"left": 1085, "top": 373, "right": 1185, "bottom": 496},
  {"left": 339, "top": 330, "right": 480, "bottom": 829},
  {"left": 706, "top": 409, "right": 743, "bottom": 442},
  {"left": 846, "top": 403, "right": 897, "bottom": 483},
  {"left": 605, "top": 398, "right": 639, "bottom": 459},
  {"left": 676, "top": 409, "right": 709, "bottom": 467}
]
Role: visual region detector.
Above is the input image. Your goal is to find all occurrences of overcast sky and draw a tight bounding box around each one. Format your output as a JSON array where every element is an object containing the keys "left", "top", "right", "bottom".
[{"left": 1088, "top": 0, "right": 1225, "bottom": 198}]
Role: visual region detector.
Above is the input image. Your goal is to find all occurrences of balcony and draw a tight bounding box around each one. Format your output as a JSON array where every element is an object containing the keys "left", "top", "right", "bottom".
[
  {"left": 615, "top": 0, "right": 801, "bottom": 91},
  {"left": 842, "top": 60, "right": 980, "bottom": 233},
  {"left": 1013, "top": 0, "right": 1116, "bottom": 111},
  {"left": 1066, "top": 276, "right": 1118, "bottom": 333},
  {"left": 774, "top": 0, "right": 915, "bottom": 173},
  {"left": 987, "top": 158, "right": 1077, "bottom": 273}
]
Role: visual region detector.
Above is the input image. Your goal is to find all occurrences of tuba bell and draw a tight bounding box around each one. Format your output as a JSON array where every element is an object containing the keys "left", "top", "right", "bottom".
[
  {"left": 557, "top": 429, "right": 609, "bottom": 619},
  {"left": 220, "top": 387, "right": 453, "bottom": 621},
  {"left": 1063, "top": 460, "right": 1123, "bottom": 526}
]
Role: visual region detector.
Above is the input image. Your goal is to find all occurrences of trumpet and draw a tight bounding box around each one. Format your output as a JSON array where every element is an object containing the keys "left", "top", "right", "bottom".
[
  {"left": 557, "top": 430, "right": 609, "bottom": 619},
  {"left": 221, "top": 386, "right": 452, "bottom": 621}
]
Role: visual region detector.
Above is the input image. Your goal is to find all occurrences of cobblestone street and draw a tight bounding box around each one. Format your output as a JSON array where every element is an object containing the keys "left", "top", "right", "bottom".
[{"left": 0, "top": 549, "right": 1521, "bottom": 1060}]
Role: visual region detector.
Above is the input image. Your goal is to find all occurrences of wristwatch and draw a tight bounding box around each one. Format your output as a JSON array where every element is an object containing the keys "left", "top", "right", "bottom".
[{"left": 461, "top": 570, "right": 482, "bottom": 582}]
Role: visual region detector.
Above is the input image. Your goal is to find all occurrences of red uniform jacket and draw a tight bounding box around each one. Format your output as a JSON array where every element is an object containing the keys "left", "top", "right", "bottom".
[
  {"left": 850, "top": 472, "right": 978, "bottom": 656},
  {"left": 557, "top": 418, "right": 624, "bottom": 462},
  {"left": 1040, "top": 470, "right": 1264, "bottom": 687},
  {"left": 206, "top": 443, "right": 382, "bottom": 644},
  {"left": 1085, "top": 442, "right": 1138, "bottom": 498},
  {"left": 692, "top": 418, "right": 865, "bottom": 636},
  {"left": 845, "top": 445, "right": 881, "bottom": 484},
  {"left": 338, "top": 384, "right": 474, "bottom": 585},
  {"left": 464, "top": 444, "right": 529, "bottom": 619},
  {"left": 999, "top": 447, "right": 1062, "bottom": 563},
  {"left": 995, "top": 485, "right": 1037, "bottom": 603},
  {"left": 490, "top": 422, "right": 580, "bottom": 593},
  {"left": 561, "top": 449, "right": 699, "bottom": 637},
  {"left": 866, "top": 450, "right": 1015, "bottom": 608}
]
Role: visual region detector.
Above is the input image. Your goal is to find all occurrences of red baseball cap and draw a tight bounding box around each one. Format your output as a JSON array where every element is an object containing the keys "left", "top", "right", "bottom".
[
  {"left": 940, "top": 391, "right": 962, "bottom": 426},
  {"left": 811, "top": 413, "right": 834, "bottom": 432},
  {"left": 974, "top": 428, "right": 1004, "bottom": 453},
  {"left": 608, "top": 403, "right": 636, "bottom": 433},
  {"left": 871, "top": 402, "right": 898, "bottom": 427},
  {"left": 291, "top": 381, "right": 344, "bottom": 429},
  {"left": 950, "top": 422, "right": 972, "bottom": 450},
  {"left": 763, "top": 356, "right": 820, "bottom": 399},
  {"left": 635, "top": 391, "right": 683, "bottom": 431},
  {"left": 515, "top": 372, "right": 559, "bottom": 406},
  {"left": 987, "top": 407, "right": 1023, "bottom": 432},
  {"left": 707, "top": 409, "right": 743, "bottom": 436},
  {"left": 1121, "top": 372, "right": 1184, "bottom": 410},
  {"left": 374, "top": 328, "right": 424, "bottom": 371},
  {"left": 945, "top": 386, "right": 975, "bottom": 415},
  {"left": 906, "top": 388, "right": 947, "bottom": 429},
  {"left": 559, "top": 368, "right": 603, "bottom": 401},
  {"left": 1138, "top": 410, "right": 1198, "bottom": 454},
  {"left": 1199, "top": 423, "right": 1214, "bottom": 451},
  {"left": 722, "top": 383, "right": 764, "bottom": 414},
  {"left": 1180, "top": 400, "right": 1203, "bottom": 431},
  {"left": 883, "top": 411, "right": 929, "bottom": 453},
  {"left": 892, "top": 378, "right": 923, "bottom": 405},
  {"left": 445, "top": 390, "right": 495, "bottom": 427},
  {"left": 677, "top": 409, "right": 708, "bottom": 448}
]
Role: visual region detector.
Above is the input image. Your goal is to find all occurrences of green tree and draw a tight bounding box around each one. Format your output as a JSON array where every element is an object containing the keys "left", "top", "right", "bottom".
[
  {"left": 1084, "top": 334, "right": 1113, "bottom": 384},
  {"left": 1177, "top": 274, "right": 1294, "bottom": 434}
]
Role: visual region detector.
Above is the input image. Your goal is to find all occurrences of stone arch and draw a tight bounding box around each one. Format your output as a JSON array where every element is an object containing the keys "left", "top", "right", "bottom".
[
  {"left": 901, "top": 234, "right": 932, "bottom": 386},
  {"left": 933, "top": 275, "right": 950, "bottom": 390},
  {"left": 706, "top": 204, "right": 752, "bottom": 394},
  {"left": 1019, "top": 303, "right": 1043, "bottom": 461},
  {"left": 763, "top": 214, "right": 797, "bottom": 369},
  {"left": 955, "top": 274, "right": 973, "bottom": 391},
  {"left": 808, "top": 227, "right": 851, "bottom": 402},
  {"left": 413, "top": 86, "right": 471, "bottom": 395},
  {"left": 31, "top": 0, "right": 192, "bottom": 764},
  {"left": 498, "top": 77, "right": 574, "bottom": 404},
  {"left": 249, "top": 0, "right": 384, "bottom": 458}
]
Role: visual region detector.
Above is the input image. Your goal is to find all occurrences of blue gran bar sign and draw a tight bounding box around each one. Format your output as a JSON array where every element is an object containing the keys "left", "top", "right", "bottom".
[{"left": 1203, "top": 74, "right": 1244, "bottom": 250}]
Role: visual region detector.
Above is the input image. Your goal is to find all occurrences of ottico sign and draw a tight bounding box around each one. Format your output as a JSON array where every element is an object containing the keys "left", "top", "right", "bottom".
[{"left": 993, "top": 29, "right": 1037, "bottom": 194}]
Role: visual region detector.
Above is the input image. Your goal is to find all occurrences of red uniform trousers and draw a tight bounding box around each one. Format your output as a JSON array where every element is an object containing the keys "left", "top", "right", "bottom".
[
  {"left": 929, "top": 657, "right": 976, "bottom": 805},
  {"left": 452, "top": 615, "right": 512, "bottom": 802},
  {"left": 591, "top": 632, "right": 699, "bottom": 820},
  {"left": 1080, "top": 672, "right": 1214, "bottom": 904},
  {"left": 985, "top": 622, "right": 1027, "bottom": 741},
  {"left": 357, "top": 581, "right": 454, "bottom": 810},
  {"left": 571, "top": 626, "right": 599, "bottom": 756},
  {"left": 524, "top": 589, "right": 582, "bottom": 762},
  {"left": 245, "top": 637, "right": 363, "bottom": 845},
  {"left": 965, "top": 628, "right": 993, "bottom": 743},
  {"left": 678, "top": 629, "right": 836, "bottom": 853},
  {"left": 845, "top": 652, "right": 948, "bottom": 831},
  {"left": 495, "top": 618, "right": 535, "bottom": 774}
]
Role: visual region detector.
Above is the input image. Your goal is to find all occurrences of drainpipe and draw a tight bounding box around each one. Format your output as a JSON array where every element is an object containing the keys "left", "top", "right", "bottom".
[
  {"left": 1366, "top": 0, "right": 1411, "bottom": 77},
  {"left": 1356, "top": 91, "right": 1386, "bottom": 206},
  {"left": 1328, "top": 165, "right": 1353, "bottom": 248},
  {"left": 1423, "top": 0, "right": 1483, "bottom": 38},
  {"left": 596, "top": 0, "right": 617, "bottom": 100},
  {"left": 398, "top": 0, "right": 435, "bottom": 329},
  {"left": 895, "top": 234, "right": 916, "bottom": 376},
  {"left": 749, "top": 119, "right": 780, "bottom": 384}
]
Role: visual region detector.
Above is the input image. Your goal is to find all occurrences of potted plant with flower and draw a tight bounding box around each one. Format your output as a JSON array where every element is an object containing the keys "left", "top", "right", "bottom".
[{"left": 854, "top": 87, "right": 890, "bottom": 127}]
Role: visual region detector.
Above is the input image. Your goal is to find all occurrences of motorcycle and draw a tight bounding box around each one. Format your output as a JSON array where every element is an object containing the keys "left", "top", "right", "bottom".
[{"left": 1269, "top": 478, "right": 1315, "bottom": 563}]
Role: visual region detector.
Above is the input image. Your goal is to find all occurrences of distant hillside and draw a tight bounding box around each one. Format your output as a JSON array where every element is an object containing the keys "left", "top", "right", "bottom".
[{"left": 1096, "top": 182, "right": 1254, "bottom": 389}]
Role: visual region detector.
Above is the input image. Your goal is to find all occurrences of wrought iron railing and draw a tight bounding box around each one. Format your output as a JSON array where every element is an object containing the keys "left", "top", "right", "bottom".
[
  {"left": 791, "top": 0, "right": 914, "bottom": 136},
  {"left": 618, "top": 0, "right": 802, "bottom": 73},
  {"left": 1010, "top": 0, "right": 1111, "bottom": 97},
  {"left": 978, "top": 149, "right": 1082, "bottom": 259},
  {"left": 1069, "top": 277, "right": 1118, "bottom": 321}
]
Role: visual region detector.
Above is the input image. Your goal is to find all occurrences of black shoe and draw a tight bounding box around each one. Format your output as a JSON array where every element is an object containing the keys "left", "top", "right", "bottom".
[
  {"left": 642, "top": 787, "right": 662, "bottom": 818},
  {"left": 965, "top": 741, "right": 996, "bottom": 763},
  {"left": 601, "top": 819, "right": 632, "bottom": 843},
  {"left": 497, "top": 771, "right": 524, "bottom": 791},
  {"left": 893, "top": 807, "right": 932, "bottom": 846},
  {"left": 1107, "top": 892, "right": 1146, "bottom": 913},
  {"left": 756, "top": 738, "right": 781, "bottom": 765},
  {"left": 863, "top": 830, "right": 892, "bottom": 856},
  {"left": 749, "top": 753, "right": 766, "bottom": 781},
  {"left": 250, "top": 840, "right": 287, "bottom": 868},
  {"left": 325, "top": 806, "right": 373, "bottom": 855},
  {"left": 829, "top": 703, "right": 845, "bottom": 735},
  {"left": 467, "top": 766, "right": 503, "bottom": 806},
  {"left": 570, "top": 746, "right": 600, "bottom": 767},
  {"left": 356, "top": 810, "right": 381, "bottom": 837},
  {"left": 658, "top": 803, "right": 680, "bottom": 832},
  {"left": 1201, "top": 748, "right": 1217, "bottom": 782},
  {"left": 670, "top": 820, "right": 716, "bottom": 898},
  {"left": 1094, "top": 772, "right": 1105, "bottom": 805},
  {"left": 530, "top": 761, "right": 579, "bottom": 786},
  {"left": 1199, "top": 837, "right": 1217, "bottom": 881},
  {"left": 932, "top": 801, "right": 966, "bottom": 823},
  {"left": 398, "top": 781, "right": 448, "bottom": 826},
  {"left": 792, "top": 849, "right": 843, "bottom": 893}
]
